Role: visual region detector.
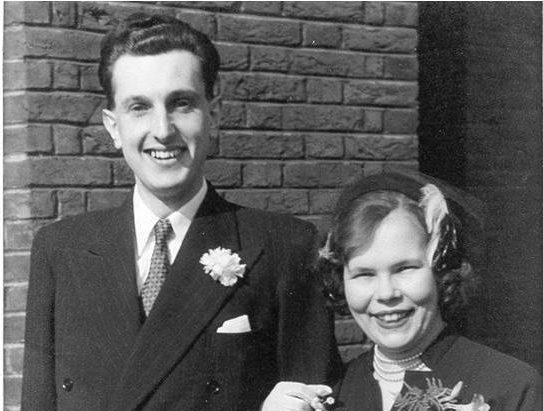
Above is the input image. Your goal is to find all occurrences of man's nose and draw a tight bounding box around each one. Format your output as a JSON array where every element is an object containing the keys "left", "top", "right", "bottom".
[{"left": 152, "top": 108, "right": 175, "bottom": 141}]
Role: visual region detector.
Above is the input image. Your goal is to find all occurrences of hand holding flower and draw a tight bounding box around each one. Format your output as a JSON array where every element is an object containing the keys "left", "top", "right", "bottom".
[{"left": 261, "top": 382, "right": 333, "bottom": 411}]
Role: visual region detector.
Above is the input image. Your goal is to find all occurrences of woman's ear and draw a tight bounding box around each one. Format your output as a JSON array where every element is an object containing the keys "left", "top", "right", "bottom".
[{"left": 102, "top": 109, "right": 122, "bottom": 149}]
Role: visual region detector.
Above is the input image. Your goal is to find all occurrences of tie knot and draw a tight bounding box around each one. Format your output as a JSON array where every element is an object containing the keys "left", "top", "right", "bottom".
[{"left": 154, "top": 219, "right": 173, "bottom": 245}]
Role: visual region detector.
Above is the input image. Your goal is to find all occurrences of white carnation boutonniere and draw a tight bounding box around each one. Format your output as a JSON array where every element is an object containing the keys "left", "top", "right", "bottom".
[{"left": 200, "top": 247, "right": 246, "bottom": 286}]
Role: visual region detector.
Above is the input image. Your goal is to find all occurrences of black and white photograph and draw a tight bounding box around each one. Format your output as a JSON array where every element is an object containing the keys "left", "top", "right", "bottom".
[{"left": 3, "top": 2, "right": 542, "bottom": 410}]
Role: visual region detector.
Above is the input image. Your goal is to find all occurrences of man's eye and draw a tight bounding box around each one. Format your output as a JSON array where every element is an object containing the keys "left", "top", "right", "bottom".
[
  {"left": 353, "top": 271, "right": 374, "bottom": 278},
  {"left": 129, "top": 104, "right": 148, "bottom": 112}
]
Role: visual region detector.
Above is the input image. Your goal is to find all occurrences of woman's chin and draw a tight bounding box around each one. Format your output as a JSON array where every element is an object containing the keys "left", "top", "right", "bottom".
[{"left": 371, "top": 329, "right": 418, "bottom": 354}]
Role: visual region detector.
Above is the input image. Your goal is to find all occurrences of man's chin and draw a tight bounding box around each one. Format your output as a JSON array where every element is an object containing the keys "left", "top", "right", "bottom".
[{"left": 154, "top": 179, "right": 203, "bottom": 200}]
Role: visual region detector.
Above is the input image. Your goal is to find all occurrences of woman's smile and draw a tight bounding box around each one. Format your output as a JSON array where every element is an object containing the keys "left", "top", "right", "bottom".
[{"left": 371, "top": 309, "right": 415, "bottom": 329}]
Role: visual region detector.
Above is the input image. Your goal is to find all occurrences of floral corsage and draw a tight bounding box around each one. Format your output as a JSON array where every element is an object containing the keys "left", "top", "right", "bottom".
[
  {"left": 200, "top": 247, "right": 246, "bottom": 286},
  {"left": 394, "top": 378, "right": 490, "bottom": 411}
]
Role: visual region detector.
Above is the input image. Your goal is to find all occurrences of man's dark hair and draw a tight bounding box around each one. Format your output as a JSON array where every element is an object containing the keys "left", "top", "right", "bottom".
[{"left": 98, "top": 13, "right": 220, "bottom": 108}]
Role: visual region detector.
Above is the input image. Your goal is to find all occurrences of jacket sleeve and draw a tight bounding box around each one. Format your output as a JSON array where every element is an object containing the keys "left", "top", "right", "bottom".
[
  {"left": 21, "top": 227, "right": 57, "bottom": 411},
  {"left": 517, "top": 368, "right": 543, "bottom": 411},
  {"left": 275, "top": 223, "right": 342, "bottom": 386}
]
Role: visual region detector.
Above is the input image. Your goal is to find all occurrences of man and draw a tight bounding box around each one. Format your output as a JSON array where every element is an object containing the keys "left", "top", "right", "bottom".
[{"left": 22, "top": 14, "right": 340, "bottom": 411}]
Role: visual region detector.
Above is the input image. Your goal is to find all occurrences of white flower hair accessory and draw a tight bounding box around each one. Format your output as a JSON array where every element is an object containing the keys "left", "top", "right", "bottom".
[
  {"left": 419, "top": 183, "right": 450, "bottom": 266},
  {"left": 318, "top": 232, "right": 335, "bottom": 261},
  {"left": 200, "top": 247, "right": 246, "bottom": 286}
]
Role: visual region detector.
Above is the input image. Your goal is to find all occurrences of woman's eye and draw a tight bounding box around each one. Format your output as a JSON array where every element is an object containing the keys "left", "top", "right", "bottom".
[
  {"left": 173, "top": 98, "right": 191, "bottom": 109},
  {"left": 398, "top": 265, "right": 418, "bottom": 272}
]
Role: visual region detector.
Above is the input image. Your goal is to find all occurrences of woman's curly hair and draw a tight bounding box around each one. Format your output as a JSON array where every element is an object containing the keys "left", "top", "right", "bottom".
[{"left": 318, "top": 189, "right": 477, "bottom": 324}]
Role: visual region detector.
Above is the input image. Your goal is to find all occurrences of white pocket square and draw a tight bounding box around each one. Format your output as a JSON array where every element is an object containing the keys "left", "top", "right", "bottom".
[{"left": 216, "top": 314, "right": 251, "bottom": 333}]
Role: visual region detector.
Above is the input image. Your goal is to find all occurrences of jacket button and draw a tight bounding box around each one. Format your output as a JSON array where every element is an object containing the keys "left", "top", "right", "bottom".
[
  {"left": 62, "top": 378, "right": 74, "bottom": 392},
  {"left": 206, "top": 379, "right": 221, "bottom": 394}
]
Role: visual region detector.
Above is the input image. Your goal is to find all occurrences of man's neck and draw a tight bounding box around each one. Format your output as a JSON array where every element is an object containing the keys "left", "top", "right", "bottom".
[{"left": 135, "top": 179, "right": 205, "bottom": 218}]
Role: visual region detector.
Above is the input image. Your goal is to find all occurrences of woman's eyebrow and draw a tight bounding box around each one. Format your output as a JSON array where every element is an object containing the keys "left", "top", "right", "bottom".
[
  {"left": 346, "top": 264, "right": 375, "bottom": 273},
  {"left": 391, "top": 259, "right": 421, "bottom": 270}
]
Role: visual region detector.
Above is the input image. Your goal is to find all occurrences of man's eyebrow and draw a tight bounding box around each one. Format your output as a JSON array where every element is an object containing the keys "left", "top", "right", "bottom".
[
  {"left": 119, "top": 95, "right": 149, "bottom": 108},
  {"left": 168, "top": 89, "right": 200, "bottom": 99}
]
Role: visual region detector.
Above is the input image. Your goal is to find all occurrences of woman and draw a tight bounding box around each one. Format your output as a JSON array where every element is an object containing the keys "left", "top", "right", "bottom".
[
  {"left": 263, "top": 170, "right": 541, "bottom": 411},
  {"left": 321, "top": 171, "right": 541, "bottom": 411}
]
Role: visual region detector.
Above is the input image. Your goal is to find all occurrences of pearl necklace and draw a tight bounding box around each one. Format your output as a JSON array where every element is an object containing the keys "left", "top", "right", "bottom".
[{"left": 373, "top": 346, "right": 426, "bottom": 383}]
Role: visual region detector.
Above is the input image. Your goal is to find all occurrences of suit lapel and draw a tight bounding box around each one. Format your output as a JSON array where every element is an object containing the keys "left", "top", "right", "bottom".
[
  {"left": 80, "top": 201, "right": 142, "bottom": 368},
  {"left": 109, "top": 188, "right": 263, "bottom": 411}
]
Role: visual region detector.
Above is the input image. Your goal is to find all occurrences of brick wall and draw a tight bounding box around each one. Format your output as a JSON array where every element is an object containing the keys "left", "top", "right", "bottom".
[{"left": 3, "top": 2, "right": 419, "bottom": 408}]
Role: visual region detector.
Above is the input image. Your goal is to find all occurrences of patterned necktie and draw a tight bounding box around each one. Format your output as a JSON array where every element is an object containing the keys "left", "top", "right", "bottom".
[{"left": 141, "top": 218, "right": 173, "bottom": 316}]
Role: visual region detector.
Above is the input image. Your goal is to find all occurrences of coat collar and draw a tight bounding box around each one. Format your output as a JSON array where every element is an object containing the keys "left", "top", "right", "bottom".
[
  {"left": 335, "top": 350, "right": 381, "bottom": 411},
  {"left": 336, "top": 329, "right": 464, "bottom": 411},
  {"left": 420, "top": 326, "right": 460, "bottom": 369},
  {"left": 107, "top": 185, "right": 263, "bottom": 411}
]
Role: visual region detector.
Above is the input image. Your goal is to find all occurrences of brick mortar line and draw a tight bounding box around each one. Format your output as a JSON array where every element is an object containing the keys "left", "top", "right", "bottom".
[
  {"left": 222, "top": 71, "right": 418, "bottom": 84},
  {"left": 8, "top": 26, "right": 417, "bottom": 55},
  {"left": 7, "top": 60, "right": 418, "bottom": 79},
  {"left": 219, "top": 101, "right": 417, "bottom": 109},
  {"left": 3, "top": 96, "right": 418, "bottom": 111},
  {"left": 11, "top": 13, "right": 417, "bottom": 34},
  {"left": 218, "top": 131, "right": 418, "bottom": 137},
  {"left": 4, "top": 282, "right": 29, "bottom": 287},
  {"left": 204, "top": 8, "right": 417, "bottom": 30},
  {"left": 219, "top": 100, "right": 418, "bottom": 109},
  {"left": 3, "top": 312, "right": 25, "bottom": 318},
  {"left": 6, "top": 91, "right": 418, "bottom": 102},
  {"left": 223, "top": 44, "right": 417, "bottom": 56},
  {"left": 4, "top": 343, "right": 25, "bottom": 348},
  {"left": 10, "top": 57, "right": 98, "bottom": 66}
]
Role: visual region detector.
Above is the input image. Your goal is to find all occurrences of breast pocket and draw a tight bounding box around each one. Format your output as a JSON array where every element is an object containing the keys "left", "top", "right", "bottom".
[
  {"left": 209, "top": 330, "right": 276, "bottom": 410},
  {"left": 211, "top": 327, "right": 277, "bottom": 378},
  {"left": 211, "top": 331, "right": 258, "bottom": 373}
]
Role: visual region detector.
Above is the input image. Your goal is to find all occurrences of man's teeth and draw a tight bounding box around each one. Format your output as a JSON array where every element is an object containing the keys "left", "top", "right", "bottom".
[
  {"left": 376, "top": 312, "right": 410, "bottom": 322},
  {"left": 148, "top": 149, "right": 182, "bottom": 159}
]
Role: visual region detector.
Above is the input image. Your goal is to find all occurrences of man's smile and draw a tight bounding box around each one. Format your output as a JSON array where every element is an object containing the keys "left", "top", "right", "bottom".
[{"left": 144, "top": 148, "right": 185, "bottom": 160}]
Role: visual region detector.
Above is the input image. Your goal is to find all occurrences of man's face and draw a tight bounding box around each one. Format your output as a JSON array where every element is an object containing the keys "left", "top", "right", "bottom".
[{"left": 103, "top": 50, "right": 219, "bottom": 205}]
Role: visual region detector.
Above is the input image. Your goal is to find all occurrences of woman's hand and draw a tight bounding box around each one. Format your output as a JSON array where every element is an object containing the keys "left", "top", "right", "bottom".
[{"left": 261, "top": 381, "right": 333, "bottom": 411}]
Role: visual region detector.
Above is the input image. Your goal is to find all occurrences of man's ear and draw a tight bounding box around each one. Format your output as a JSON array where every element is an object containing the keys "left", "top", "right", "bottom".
[
  {"left": 102, "top": 109, "right": 122, "bottom": 149},
  {"left": 208, "top": 95, "right": 221, "bottom": 129}
]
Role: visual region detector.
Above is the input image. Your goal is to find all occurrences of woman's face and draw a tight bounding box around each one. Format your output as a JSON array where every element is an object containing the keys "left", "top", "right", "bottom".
[{"left": 343, "top": 208, "right": 443, "bottom": 356}]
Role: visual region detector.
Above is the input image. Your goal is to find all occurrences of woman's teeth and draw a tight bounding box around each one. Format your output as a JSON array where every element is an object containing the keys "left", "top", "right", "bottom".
[
  {"left": 149, "top": 149, "right": 182, "bottom": 159},
  {"left": 375, "top": 311, "right": 411, "bottom": 322}
]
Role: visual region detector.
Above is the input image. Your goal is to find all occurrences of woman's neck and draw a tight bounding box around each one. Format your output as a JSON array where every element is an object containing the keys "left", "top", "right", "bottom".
[{"left": 377, "top": 316, "right": 446, "bottom": 361}]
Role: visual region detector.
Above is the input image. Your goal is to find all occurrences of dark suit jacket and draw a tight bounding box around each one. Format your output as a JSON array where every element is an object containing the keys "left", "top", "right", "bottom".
[
  {"left": 22, "top": 187, "right": 341, "bottom": 411},
  {"left": 334, "top": 331, "right": 542, "bottom": 411}
]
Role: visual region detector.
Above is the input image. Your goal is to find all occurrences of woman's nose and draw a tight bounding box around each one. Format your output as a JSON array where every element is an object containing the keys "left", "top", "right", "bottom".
[{"left": 375, "top": 274, "right": 400, "bottom": 301}]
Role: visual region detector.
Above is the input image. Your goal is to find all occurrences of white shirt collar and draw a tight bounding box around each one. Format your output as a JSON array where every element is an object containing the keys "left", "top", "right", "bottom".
[{"left": 133, "top": 180, "right": 208, "bottom": 257}]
